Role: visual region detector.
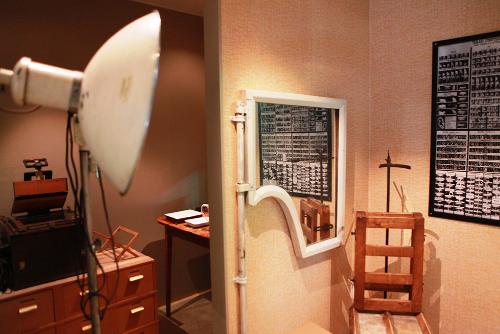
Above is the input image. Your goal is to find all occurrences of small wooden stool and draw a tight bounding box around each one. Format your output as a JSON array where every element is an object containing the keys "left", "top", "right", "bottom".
[{"left": 350, "top": 212, "right": 431, "bottom": 334}]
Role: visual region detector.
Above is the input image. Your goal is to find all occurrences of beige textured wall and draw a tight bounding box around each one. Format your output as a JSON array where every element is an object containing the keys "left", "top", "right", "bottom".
[
  {"left": 368, "top": 1, "right": 500, "bottom": 333},
  {"left": 0, "top": 0, "right": 208, "bottom": 306},
  {"left": 218, "top": 1, "right": 369, "bottom": 333}
]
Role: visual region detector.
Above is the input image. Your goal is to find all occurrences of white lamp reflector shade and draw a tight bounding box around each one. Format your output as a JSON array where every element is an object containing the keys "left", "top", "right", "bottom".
[{"left": 78, "top": 11, "right": 161, "bottom": 194}]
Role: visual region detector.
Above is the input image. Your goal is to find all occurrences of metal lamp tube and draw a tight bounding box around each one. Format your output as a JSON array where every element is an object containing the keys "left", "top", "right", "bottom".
[
  {"left": 0, "top": 68, "right": 13, "bottom": 87},
  {"left": 80, "top": 150, "right": 102, "bottom": 334},
  {"left": 10, "top": 57, "right": 83, "bottom": 110}
]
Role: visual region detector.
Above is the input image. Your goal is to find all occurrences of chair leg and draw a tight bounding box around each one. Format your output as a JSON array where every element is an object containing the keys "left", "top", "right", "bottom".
[
  {"left": 349, "top": 308, "right": 360, "bottom": 334},
  {"left": 383, "top": 311, "right": 395, "bottom": 334},
  {"left": 416, "top": 313, "right": 432, "bottom": 334}
]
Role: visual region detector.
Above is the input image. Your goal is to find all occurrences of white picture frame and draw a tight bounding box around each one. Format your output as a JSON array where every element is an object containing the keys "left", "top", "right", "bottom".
[{"left": 243, "top": 89, "right": 347, "bottom": 258}]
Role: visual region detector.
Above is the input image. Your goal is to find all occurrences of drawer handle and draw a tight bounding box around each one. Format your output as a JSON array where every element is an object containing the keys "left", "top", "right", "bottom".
[
  {"left": 81, "top": 324, "right": 92, "bottom": 332},
  {"left": 18, "top": 304, "right": 38, "bottom": 314},
  {"left": 79, "top": 289, "right": 90, "bottom": 296},
  {"left": 129, "top": 274, "right": 144, "bottom": 282},
  {"left": 130, "top": 306, "right": 145, "bottom": 314}
]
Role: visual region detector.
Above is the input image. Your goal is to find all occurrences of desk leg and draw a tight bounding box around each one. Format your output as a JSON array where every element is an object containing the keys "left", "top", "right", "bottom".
[{"left": 165, "top": 229, "right": 172, "bottom": 317}]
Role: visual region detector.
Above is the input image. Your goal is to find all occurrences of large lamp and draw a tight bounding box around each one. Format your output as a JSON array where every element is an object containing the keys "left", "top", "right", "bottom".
[{"left": 0, "top": 11, "right": 161, "bottom": 334}]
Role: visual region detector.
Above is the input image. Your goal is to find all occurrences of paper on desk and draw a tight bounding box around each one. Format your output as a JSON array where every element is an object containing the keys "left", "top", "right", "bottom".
[
  {"left": 185, "top": 216, "right": 209, "bottom": 228},
  {"left": 164, "top": 209, "right": 202, "bottom": 221}
]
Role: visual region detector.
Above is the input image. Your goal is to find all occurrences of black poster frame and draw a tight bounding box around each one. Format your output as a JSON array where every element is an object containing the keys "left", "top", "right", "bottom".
[{"left": 429, "top": 30, "right": 500, "bottom": 227}]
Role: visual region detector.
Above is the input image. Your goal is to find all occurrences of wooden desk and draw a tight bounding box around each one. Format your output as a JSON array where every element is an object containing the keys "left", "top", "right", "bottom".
[{"left": 156, "top": 216, "right": 210, "bottom": 317}]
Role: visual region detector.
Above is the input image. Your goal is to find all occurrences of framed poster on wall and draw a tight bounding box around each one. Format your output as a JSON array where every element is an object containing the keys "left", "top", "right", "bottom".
[{"left": 429, "top": 30, "right": 500, "bottom": 226}]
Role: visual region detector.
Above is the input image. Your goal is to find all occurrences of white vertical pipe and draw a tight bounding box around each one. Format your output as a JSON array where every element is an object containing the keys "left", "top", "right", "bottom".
[
  {"left": 234, "top": 103, "right": 247, "bottom": 334},
  {"left": 237, "top": 141, "right": 247, "bottom": 334}
]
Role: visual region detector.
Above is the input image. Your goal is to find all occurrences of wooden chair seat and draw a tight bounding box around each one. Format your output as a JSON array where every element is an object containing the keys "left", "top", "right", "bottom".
[
  {"left": 351, "top": 310, "right": 430, "bottom": 334},
  {"left": 350, "top": 212, "right": 431, "bottom": 334}
]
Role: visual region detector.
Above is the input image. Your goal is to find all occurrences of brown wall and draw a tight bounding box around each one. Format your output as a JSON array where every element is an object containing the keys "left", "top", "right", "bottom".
[
  {"left": 0, "top": 0, "right": 208, "bottom": 305},
  {"left": 217, "top": 1, "right": 370, "bottom": 333},
  {"left": 368, "top": 0, "right": 500, "bottom": 333}
]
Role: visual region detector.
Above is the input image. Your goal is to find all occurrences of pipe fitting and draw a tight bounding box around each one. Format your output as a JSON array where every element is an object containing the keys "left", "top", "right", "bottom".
[{"left": 234, "top": 276, "right": 248, "bottom": 285}]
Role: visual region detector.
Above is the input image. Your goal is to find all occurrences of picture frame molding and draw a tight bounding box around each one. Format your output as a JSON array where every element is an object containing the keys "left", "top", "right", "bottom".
[
  {"left": 429, "top": 30, "right": 500, "bottom": 226},
  {"left": 243, "top": 89, "right": 347, "bottom": 258}
]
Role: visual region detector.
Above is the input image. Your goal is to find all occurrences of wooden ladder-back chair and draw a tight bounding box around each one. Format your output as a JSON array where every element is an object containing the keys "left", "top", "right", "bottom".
[{"left": 350, "top": 211, "right": 431, "bottom": 334}]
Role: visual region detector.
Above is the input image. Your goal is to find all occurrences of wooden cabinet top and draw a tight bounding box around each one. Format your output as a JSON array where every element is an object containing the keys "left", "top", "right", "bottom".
[{"left": 0, "top": 248, "right": 153, "bottom": 302}]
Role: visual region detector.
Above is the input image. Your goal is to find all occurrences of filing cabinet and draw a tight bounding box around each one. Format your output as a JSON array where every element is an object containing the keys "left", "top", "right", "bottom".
[{"left": 0, "top": 249, "right": 158, "bottom": 334}]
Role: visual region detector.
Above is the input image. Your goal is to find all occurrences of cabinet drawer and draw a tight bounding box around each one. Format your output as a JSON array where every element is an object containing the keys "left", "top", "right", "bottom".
[
  {"left": 58, "top": 313, "right": 115, "bottom": 334},
  {"left": 57, "top": 275, "right": 105, "bottom": 320},
  {"left": 123, "top": 321, "right": 159, "bottom": 334},
  {"left": 0, "top": 290, "right": 54, "bottom": 333},
  {"left": 30, "top": 327, "right": 57, "bottom": 334},
  {"left": 113, "top": 295, "right": 156, "bottom": 333},
  {"left": 112, "top": 263, "right": 154, "bottom": 302}
]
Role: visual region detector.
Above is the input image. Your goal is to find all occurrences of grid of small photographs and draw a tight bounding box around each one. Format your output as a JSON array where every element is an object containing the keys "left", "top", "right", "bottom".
[
  {"left": 431, "top": 32, "right": 500, "bottom": 224},
  {"left": 258, "top": 102, "right": 332, "bottom": 200}
]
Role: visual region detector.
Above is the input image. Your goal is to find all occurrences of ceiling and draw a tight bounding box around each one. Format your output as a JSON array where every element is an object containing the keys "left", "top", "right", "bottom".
[{"left": 132, "top": 0, "right": 205, "bottom": 17}]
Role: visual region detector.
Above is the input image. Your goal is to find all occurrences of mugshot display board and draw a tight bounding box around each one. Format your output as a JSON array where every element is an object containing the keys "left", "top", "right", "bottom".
[
  {"left": 430, "top": 31, "right": 500, "bottom": 226},
  {"left": 258, "top": 102, "right": 333, "bottom": 201}
]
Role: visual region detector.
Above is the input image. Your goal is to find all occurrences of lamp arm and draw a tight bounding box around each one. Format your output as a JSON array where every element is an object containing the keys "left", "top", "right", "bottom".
[
  {"left": 1, "top": 57, "right": 83, "bottom": 112},
  {"left": 0, "top": 68, "right": 12, "bottom": 87}
]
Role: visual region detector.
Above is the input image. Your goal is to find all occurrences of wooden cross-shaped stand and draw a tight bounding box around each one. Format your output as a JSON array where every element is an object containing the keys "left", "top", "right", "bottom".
[{"left": 378, "top": 151, "right": 411, "bottom": 298}]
